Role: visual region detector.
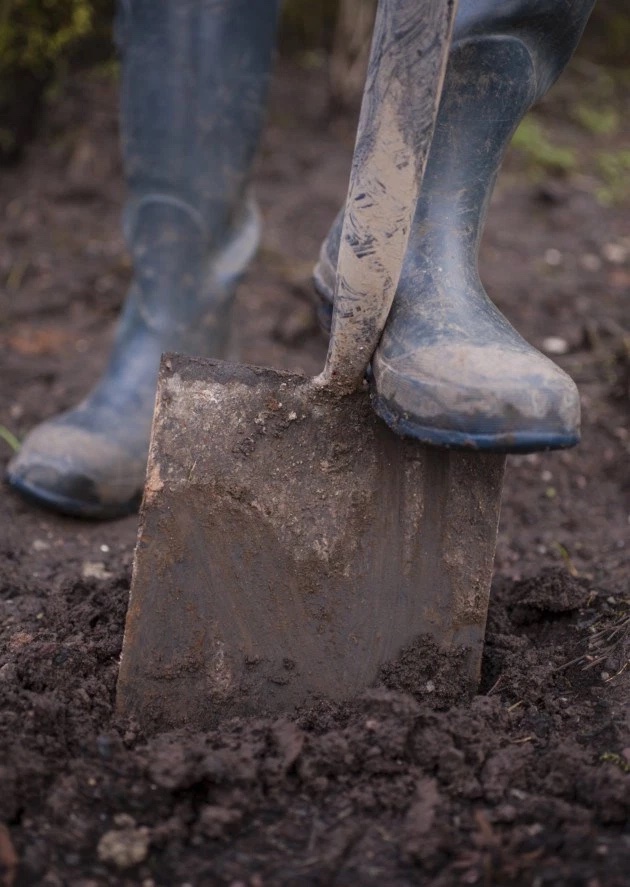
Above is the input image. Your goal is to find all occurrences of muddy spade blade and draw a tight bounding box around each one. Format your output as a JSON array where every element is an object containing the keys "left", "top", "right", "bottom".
[
  {"left": 118, "top": 353, "right": 504, "bottom": 729},
  {"left": 117, "top": 0, "right": 506, "bottom": 731}
]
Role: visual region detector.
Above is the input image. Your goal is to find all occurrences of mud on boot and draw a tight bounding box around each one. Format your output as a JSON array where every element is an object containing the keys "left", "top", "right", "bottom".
[{"left": 314, "top": 0, "right": 595, "bottom": 453}]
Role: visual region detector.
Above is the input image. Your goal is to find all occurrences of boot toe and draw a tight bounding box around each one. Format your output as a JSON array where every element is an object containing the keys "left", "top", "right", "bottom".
[
  {"left": 371, "top": 341, "right": 581, "bottom": 452},
  {"left": 6, "top": 420, "right": 145, "bottom": 519}
]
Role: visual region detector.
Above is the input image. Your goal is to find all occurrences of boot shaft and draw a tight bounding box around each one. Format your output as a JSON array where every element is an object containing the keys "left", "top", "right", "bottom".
[
  {"left": 116, "top": 0, "right": 281, "bottom": 244},
  {"left": 454, "top": 0, "right": 596, "bottom": 98},
  {"left": 411, "top": 0, "right": 596, "bottom": 261}
]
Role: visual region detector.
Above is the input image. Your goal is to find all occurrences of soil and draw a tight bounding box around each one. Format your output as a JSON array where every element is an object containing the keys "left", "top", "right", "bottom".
[{"left": 1, "top": 49, "right": 629, "bottom": 887}]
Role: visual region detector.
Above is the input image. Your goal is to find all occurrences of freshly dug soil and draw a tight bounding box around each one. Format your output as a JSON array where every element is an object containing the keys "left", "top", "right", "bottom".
[{"left": 1, "top": 55, "right": 629, "bottom": 886}]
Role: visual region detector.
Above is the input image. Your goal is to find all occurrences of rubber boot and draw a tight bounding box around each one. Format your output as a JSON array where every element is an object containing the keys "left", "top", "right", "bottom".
[
  {"left": 314, "top": 0, "right": 595, "bottom": 452},
  {"left": 7, "top": 0, "right": 281, "bottom": 517}
]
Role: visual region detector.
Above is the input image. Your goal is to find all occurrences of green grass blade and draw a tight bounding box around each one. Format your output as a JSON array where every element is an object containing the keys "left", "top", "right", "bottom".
[{"left": 0, "top": 425, "right": 20, "bottom": 453}]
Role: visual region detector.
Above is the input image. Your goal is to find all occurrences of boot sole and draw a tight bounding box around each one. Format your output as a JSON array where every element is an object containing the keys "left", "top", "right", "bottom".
[
  {"left": 6, "top": 472, "right": 141, "bottom": 521},
  {"left": 371, "top": 393, "right": 580, "bottom": 454}
]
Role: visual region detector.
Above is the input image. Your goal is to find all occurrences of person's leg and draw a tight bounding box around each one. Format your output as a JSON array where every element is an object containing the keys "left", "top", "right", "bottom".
[
  {"left": 314, "top": 0, "right": 595, "bottom": 451},
  {"left": 8, "top": 0, "right": 281, "bottom": 517}
]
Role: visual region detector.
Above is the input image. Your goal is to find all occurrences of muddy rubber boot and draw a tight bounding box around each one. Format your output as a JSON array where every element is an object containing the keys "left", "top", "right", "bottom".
[
  {"left": 314, "top": 0, "right": 595, "bottom": 452},
  {"left": 7, "top": 0, "right": 281, "bottom": 518}
]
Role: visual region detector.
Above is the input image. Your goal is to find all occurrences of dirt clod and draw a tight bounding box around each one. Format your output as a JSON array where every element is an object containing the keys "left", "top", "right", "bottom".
[{"left": 97, "top": 826, "right": 150, "bottom": 870}]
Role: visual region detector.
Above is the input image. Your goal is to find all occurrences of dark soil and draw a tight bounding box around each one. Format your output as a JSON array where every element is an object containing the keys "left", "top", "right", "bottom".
[{"left": 1, "top": 52, "right": 629, "bottom": 887}]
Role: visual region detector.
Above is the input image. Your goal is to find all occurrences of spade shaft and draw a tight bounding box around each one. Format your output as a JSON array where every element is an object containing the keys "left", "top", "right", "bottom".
[{"left": 320, "top": 0, "right": 456, "bottom": 392}]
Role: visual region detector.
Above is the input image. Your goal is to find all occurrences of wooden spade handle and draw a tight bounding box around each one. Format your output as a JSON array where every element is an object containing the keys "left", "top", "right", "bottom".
[{"left": 318, "top": 0, "right": 457, "bottom": 394}]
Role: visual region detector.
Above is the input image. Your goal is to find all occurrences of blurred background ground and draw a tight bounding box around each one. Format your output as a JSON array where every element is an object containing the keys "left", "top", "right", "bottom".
[{"left": 0, "top": 3, "right": 629, "bottom": 885}]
